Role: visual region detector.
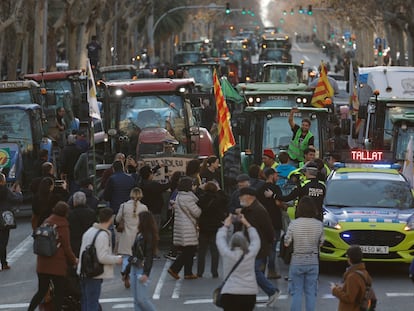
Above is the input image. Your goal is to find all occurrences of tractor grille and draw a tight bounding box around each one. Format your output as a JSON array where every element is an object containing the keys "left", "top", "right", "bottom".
[{"left": 340, "top": 230, "right": 405, "bottom": 247}]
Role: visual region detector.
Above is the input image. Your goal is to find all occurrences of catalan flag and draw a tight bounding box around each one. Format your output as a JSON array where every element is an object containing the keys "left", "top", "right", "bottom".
[
  {"left": 213, "top": 69, "right": 235, "bottom": 157},
  {"left": 87, "top": 59, "right": 101, "bottom": 120},
  {"left": 311, "top": 62, "right": 334, "bottom": 108}
]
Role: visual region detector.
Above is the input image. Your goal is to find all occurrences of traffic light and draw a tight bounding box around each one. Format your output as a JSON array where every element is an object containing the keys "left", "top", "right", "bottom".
[
  {"left": 283, "top": 10, "right": 287, "bottom": 16},
  {"left": 290, "top": 8, "right": 294, "bottom": 15},
  {"left": 242, "top": 7, "right": 246, "bottom": 15},
  {"left": 378, "top": 44, "right": 383, "bottom": 56},
  {"left": 298, "top": 6, "right": 304, "bottom": 14},
  {"left": 225, "top": 2, "right": 230, "bottom": 14},
  {"left": 308, "top": 5, "right": 313, "bottom": 15}
]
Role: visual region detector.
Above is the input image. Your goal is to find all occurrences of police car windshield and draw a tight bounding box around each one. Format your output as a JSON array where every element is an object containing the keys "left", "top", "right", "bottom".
[{"left": 325, "top": 179, "right": 413, "bottom": 209}]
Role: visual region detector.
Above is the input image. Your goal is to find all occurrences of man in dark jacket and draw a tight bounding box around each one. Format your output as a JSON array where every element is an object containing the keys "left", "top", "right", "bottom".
[
  {"left": 239, "top": 187, "right": 280, "bottom": 307},
  {"left": 139, "top": 165, "right": 170, "bottom": 231},
  {"left": 103, "top": 161, "right": 135, "bottom": 215},
  {"left": 68, "top": 191, "right": 96, "bottom": 257},
  {"left": 257, "top": 168, "right": 283, "bottom": 279},
  {"left": 0, "top": 173, "right": 23, "bottom": 270},
  {"left": 60, "top": 134, "right": 82, "bottom": 194}
]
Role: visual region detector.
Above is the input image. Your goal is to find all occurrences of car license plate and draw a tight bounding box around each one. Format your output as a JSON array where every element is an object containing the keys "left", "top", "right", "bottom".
[{"left": 360, "top": 246, "right": 389, "bottom": 254}]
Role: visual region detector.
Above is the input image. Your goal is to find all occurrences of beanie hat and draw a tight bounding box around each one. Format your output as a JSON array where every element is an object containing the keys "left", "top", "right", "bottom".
[
  {"left": 239, "top": 187, "right": 257, "bottom": 197},
  {"left": 263, "top": 149, "right": 275, "bottom": 159}
]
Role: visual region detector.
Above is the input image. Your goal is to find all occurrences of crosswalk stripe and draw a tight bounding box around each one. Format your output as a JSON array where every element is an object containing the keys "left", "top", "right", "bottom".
[
  {"left": 152, "top": 260, "right": 170, "bottom": 300},
  {"left": 6, "top": 235, "right": 33, "bottom": 264}
]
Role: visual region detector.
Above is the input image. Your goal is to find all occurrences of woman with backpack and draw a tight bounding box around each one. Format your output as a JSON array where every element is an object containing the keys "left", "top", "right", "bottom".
[{"left": 28, "top": 201, "right": 78, "bottom": 311}]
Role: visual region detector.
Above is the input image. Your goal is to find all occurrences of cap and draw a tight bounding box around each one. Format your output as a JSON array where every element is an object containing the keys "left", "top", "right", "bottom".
[
  {"left": 239, "top": 187, "right": 257, "bottom": 197},
  {"left": 236, "top": 173, "right": 250, "bottom": 182},
  {"left": 263, "top": 149, "right": 275, "bottom": 159},
  {"left": 263, "top": 167, "right": 277, "bottom": 178}
]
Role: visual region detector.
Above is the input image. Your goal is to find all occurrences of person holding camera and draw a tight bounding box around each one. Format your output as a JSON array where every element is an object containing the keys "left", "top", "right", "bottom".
[{"left": 216, "top": 214, "right": 259, "bottom": 311}]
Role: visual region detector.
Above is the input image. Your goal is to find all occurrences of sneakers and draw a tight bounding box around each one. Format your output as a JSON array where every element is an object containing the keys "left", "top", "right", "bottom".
[
  {"left": 168, "top": 268, "right": 180, "bottom": 280},
  {"left": 266, "top": 289, "right": 281, "bottom": 307},
  {"left": 164, "top": 252, "right": 177, "bottom": 261},
  {"left": 267, "top": 271, "right": 281, "bottom": 279},
  {"left": 184, "top": 274, "right": 198, "bottom": 280}
]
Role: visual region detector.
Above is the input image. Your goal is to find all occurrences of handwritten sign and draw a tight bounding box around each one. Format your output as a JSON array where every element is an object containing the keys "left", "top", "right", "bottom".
[{"left": 138, "top": 155, "right": 197, "bottom": 181}]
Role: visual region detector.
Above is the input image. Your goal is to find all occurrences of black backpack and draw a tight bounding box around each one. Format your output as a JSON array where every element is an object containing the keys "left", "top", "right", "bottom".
[
  {"left": 355, "top": 270, "right": 377, "bottom": 311},
  {"left": 80, "top": 229, "right": 105, "bottom": 278},
  {"left": 33, "top": 223, "right": 60, "bottom": 257}
]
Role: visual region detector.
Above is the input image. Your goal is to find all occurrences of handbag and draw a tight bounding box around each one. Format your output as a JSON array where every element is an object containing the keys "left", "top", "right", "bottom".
[
  {"left": 0, "top": 210, "right": 17, "bottom": 229},
  {"left": 116, "top": 204, "right": 125, "bottom": 233},
  {"left": 279, "top": 232, "right": 293, "bottom": 265},
  {"left": 212, "top": 254, "right": 245, "bottom": 308}
]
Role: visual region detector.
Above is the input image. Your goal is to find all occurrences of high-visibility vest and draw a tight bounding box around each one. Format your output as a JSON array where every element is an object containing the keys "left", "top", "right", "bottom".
[
  {"left": 260, "top": 161, "right": 279, "bottom": 170},
  {"left": 287, "top": 129, "right": 313, "bottom": 161}
]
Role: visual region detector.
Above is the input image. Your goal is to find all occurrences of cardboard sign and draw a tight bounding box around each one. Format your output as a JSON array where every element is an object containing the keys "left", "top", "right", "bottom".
[{"left": 138, "top": 155, "right": 197, "bottom": 181}]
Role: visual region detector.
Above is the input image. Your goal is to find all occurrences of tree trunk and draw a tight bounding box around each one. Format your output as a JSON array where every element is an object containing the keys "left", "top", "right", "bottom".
[{"left": 33, "top": 0, "right": 46, "bottom": 72}]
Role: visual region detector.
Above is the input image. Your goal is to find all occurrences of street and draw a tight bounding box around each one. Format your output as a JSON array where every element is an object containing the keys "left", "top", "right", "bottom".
[{"left": 0, "top": 212, "right": 413, "bottom": 311}]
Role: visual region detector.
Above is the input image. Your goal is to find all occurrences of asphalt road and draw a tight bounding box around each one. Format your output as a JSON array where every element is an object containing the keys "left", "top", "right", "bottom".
[{"left": 1, "top": 211, "right": 413, "bottom": 311}]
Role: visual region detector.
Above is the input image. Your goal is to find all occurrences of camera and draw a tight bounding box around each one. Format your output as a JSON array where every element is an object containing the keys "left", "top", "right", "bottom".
[
  {"left": 54, "top": 180, "right": 65, "bottom": 187},
  {"left": 231, "top": 214, "right": 241, "bottom": 224}
]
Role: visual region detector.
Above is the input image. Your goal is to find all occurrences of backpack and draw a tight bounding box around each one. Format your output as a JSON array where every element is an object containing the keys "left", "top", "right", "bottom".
[
  {"left": 0, "top": 210, "right": 17, "bottom": 229},
  {"left": 355, "top": 270, "right": 377, "bottom": 311},
  {"left": 33, "top": 223, "right": 60, "bottom": 257},
  {"left": 80, "top": 229, "right": 105, "bottom": 278}
]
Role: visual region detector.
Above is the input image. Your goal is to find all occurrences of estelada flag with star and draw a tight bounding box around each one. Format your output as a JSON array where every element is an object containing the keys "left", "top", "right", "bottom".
[
  {"left": 311, "top": 62, "right": 334, "bottom": 108},
  {"left": 213, "top": 68, "right": 236, "bottom": 157}
]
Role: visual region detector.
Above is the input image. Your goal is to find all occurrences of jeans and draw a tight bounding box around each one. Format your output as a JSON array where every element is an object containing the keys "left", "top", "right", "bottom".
[
  {"left": 197, "top": 231, "right": 219, "bottom": 277},
  {"left": 28, "top": 273, "right": 65, "bottom": 311},
  {"left": 267, "top": 229, "right": 281, "bottom": 272},
  {"left": 0, "top": 229, "right": 10, "bottom": 267},
  {"left": 80, "top": 277, "right": 103, "bottom": 311},
  {"left": 130, "top": 266, "right": 157, "bottom": 311},
  {"left": 288, "top": 264, "right": 319, "bottom": 311},
  {"left": 255, "top": 258, "right": 278, "bottom": 297},
  {"left": 169, "top": 245, "right": 197, "bottom": 276},
  {"left": 121, "top": 254, "right": 130, "bottom": 273}
]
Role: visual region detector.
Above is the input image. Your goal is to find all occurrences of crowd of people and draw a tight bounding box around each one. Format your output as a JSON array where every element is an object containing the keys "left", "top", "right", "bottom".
[{"left": 1, "top": 107, "right": 409, "bottom": 311}]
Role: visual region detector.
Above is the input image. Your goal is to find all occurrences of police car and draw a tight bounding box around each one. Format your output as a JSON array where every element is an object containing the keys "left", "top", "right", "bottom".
[{"left": 320, "top": 150, "right": 414, "bottom": 263}]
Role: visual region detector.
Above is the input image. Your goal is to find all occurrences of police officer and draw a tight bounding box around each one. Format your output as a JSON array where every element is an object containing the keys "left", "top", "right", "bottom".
[{"left": 265, "top": 162, "right": 326, "bottom": 221}]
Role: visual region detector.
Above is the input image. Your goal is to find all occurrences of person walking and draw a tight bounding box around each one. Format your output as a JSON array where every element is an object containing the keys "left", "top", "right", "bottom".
[
  {"left": 77, "top": 207, "right": 122, "bottom": 311},
  {"left": 257, "top": 168, "right": 283, "bottom": 280},
  {"left": 284, "top": 196, "right": 324, "bottom": 311},
  {"left": 28, "top": 201, "right": 78, "bottom": 311},
  {"left": 68, "top": 191, "right": 96, "bottom": 257},
  {"left": 331, "top": 245, "right": 375, "bottom": 311},
  {"left": 0, "top": 174, "right": 22, "bottom": 271},
  {"left": 127, "top": 211, "right": 159, "bottom": 311},
  {"left": 197, "top": 181, "right": 228, "bottom": 278},
  {"left": 31, "top": 177, "right": 61, "bottom": 230},
  {"left": 139, "top": 165, "right": 170, "bottom": 231},
  {"left": 103, "top": 160, "right": 135, "bottom": 215},
  {"left": 116, "top": 187, "right": 148, "bottom": 288},
  {"left": 239, "top": 187, "right": 281, "bottom": 307},
  {"left": 168, "top": 176, "right": 201, "bottom": 280},
  {"left": 215, "top": 214, "right": 260, "bottom": 311}
]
